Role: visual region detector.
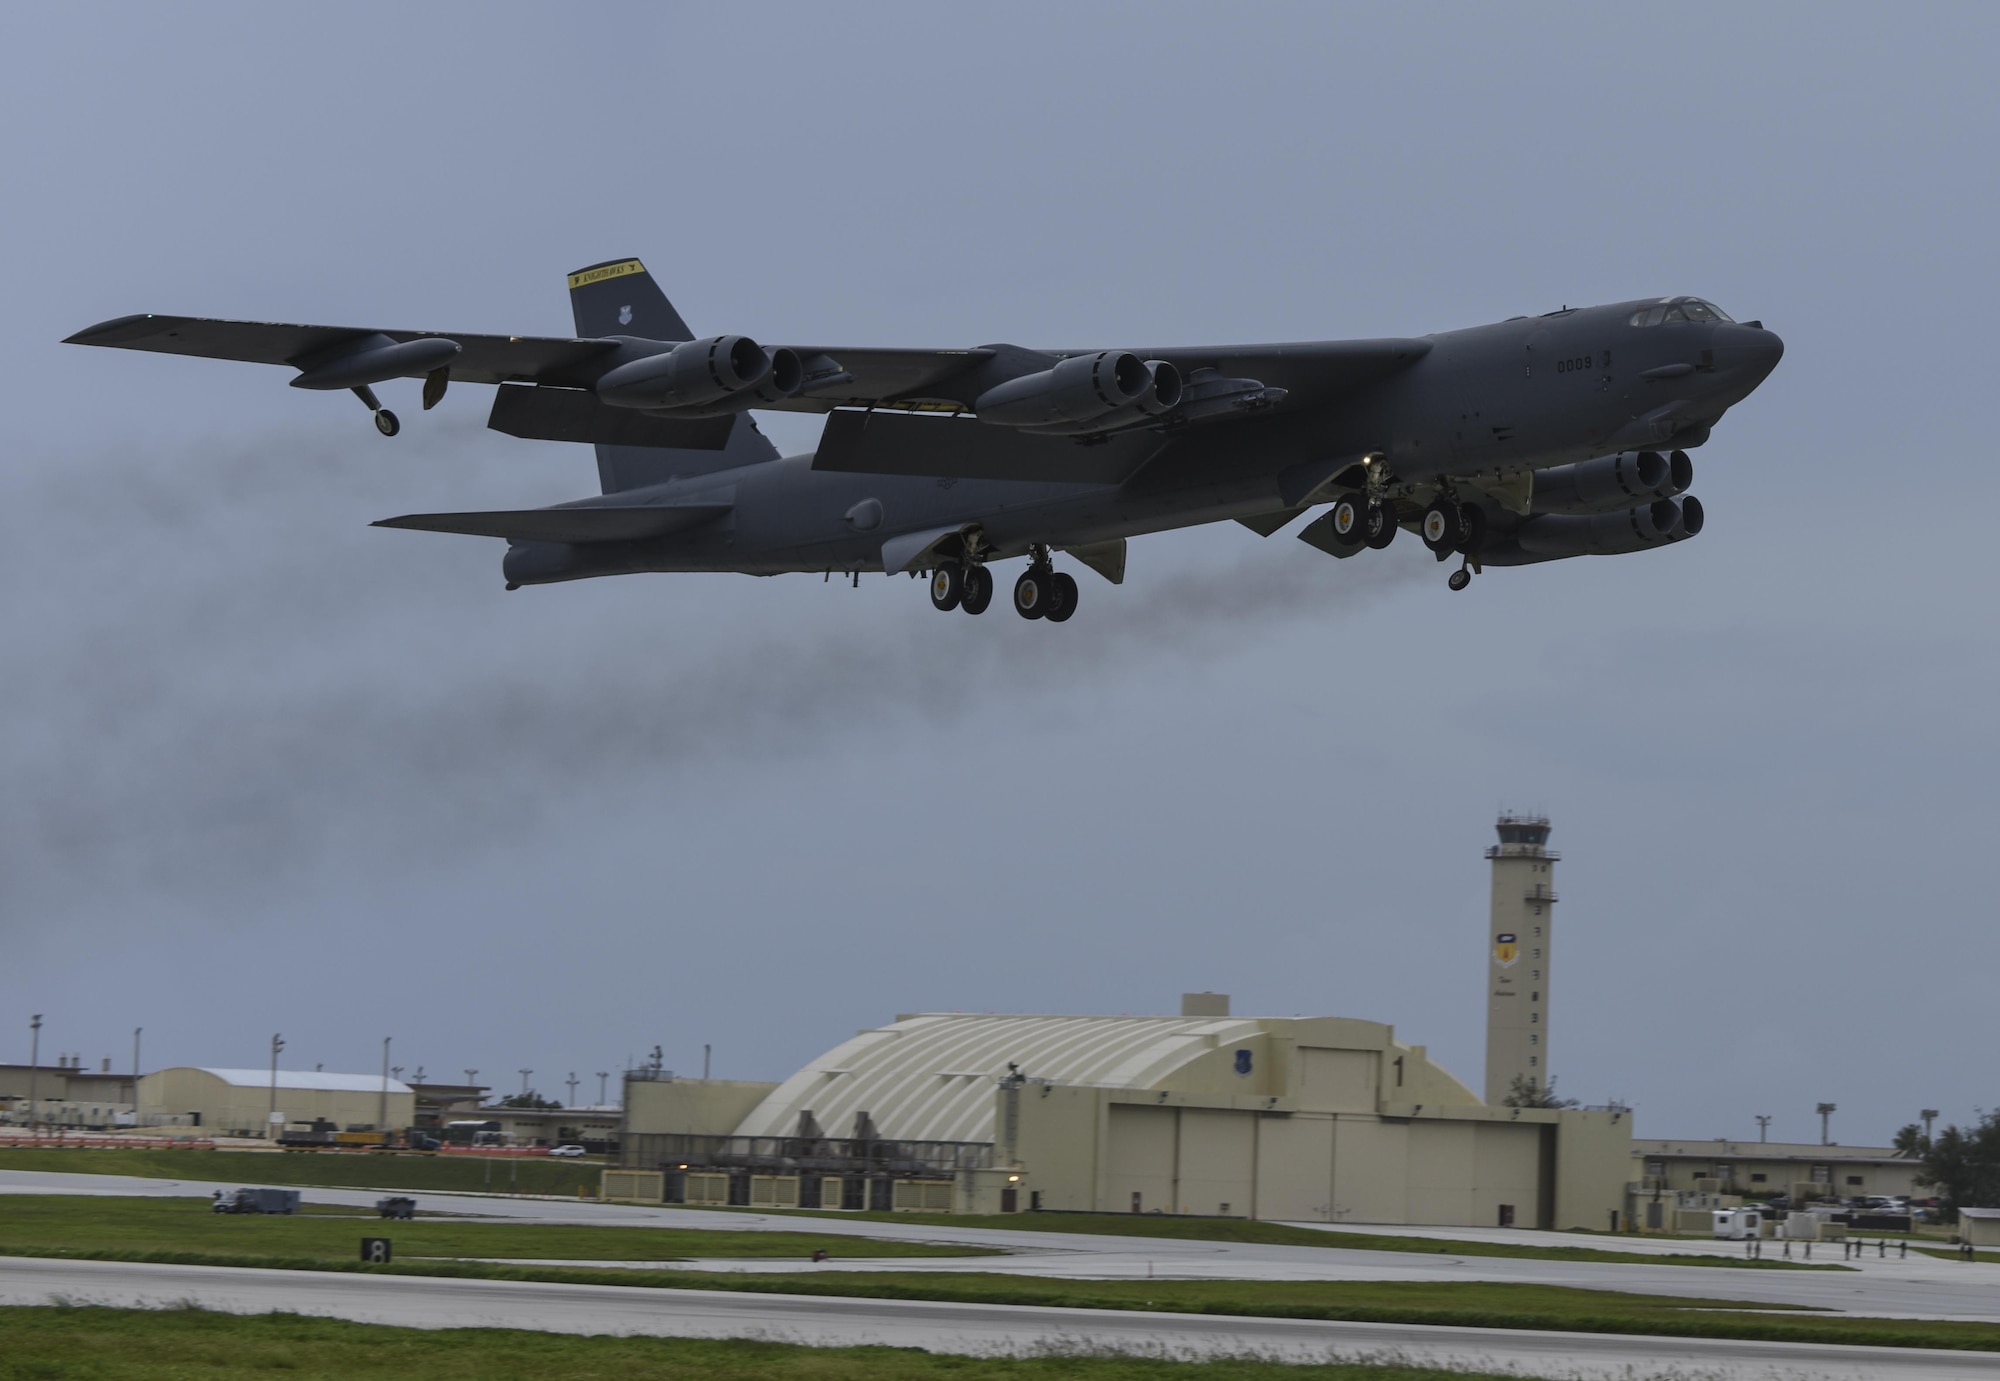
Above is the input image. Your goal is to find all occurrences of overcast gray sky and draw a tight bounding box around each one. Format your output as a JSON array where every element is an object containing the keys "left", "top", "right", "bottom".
[{"left": 3, "top": 4, "right": 1994, "bottom": 1147}]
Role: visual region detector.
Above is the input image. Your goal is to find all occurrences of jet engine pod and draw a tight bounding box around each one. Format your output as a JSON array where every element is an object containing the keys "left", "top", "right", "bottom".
[
  {"left": 974, "top": 351, "right": 1156, "bottom": 427},
  {"left": 1516, "top": 498, "right": 1682, "bottom": 557},
  {"left": 1015, "top": 360, "right": 1185, "bottom": 435},
  {"left": 1529, "top": 451, "right": 1682, "bottom": 515},
  {"left": 595, "top": 335, "right": 775, "bottom": 409},
  {"left": 1664, "top": 493, "right": 1704, "bottom": 541},
  {"left": 1663, "top": 449, "right": 1694, "bottom": 498}
]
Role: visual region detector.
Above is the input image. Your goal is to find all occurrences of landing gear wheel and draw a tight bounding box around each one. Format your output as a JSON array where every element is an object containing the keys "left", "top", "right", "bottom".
[
  {"left": 373, "top": 409, "right": 400, "bottom": 438},
  {"left": 1013, "top": 568, "right": 1050, "bottom": 620},
  {"left": 1421, "top": 502, "right": 1463, "bottom": 556},
  {"left": 960, "top": 564, "right": 994, "bottom": 615},
  {"left": 1043, "top": 571, "right": 1079, "bottom": 623},
  {"left": 1447, "top": 567, "right": 1472, "bottom": 592},
  {"left": 1364, "top": 504, "right": 1399, "bottom": 549},
  {"left": 929, "top": 565, "right": 964, "bottom": 612},
  {"left": 1456, "top": 503, "right": 1487, "bottom": 555},
  {"left": 1329, "top": 494, "right": 1368, "bottom": 547}
]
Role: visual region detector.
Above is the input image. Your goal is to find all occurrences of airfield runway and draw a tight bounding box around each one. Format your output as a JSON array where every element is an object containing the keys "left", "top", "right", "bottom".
[
  {"left": 5, "top": 1168, "right": 1999, "bottom": 1378},
  {"left": 7, "top": 1255, "right": 1996, "bottom": 1381}
]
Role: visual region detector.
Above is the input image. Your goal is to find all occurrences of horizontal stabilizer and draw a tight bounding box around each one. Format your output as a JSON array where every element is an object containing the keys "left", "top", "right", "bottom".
[
  {"left": 813, "top": 410, "right": 1168, "bottom": 485},
  {"left": 373, "top": 504, "right": 730, "bottom": 544},
  {"left": 488, "top": 384, "right": 735, "bottom": 450}
]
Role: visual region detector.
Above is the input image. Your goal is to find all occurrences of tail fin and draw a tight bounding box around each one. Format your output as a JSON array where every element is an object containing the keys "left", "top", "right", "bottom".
[{"left": 566, "top": 257, "right": 778, "bottom": 492}]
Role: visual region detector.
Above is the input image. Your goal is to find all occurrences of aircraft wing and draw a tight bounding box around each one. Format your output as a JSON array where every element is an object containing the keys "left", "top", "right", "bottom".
[
  {"left": 372, "top": 503, "right": 730, "bottom": 544},
  {"left": 764, "top": 338, "right": 1431, "bottom": 413},
  {"left": 64, "top": 314, "right": 617, "bottom": 387}
]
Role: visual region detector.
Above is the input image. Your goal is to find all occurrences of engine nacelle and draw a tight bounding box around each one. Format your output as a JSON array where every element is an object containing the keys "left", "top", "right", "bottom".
[
  {"left": 1664, "top": 493, "right": 1704, "bottom": 541},
  {"left": 1516, "top": 498, "right": 1683, "bottom": 557},
  {"left": 1530, "top": 450, "right": 1691, "bottom": 515},
  {"left": 975, "top": 351, "right": 1163, "bottom": 427},
  {"left": 1014, "top": 361, "right": 1184, "bottom": 435},
  {"left": 595, "top": 335, "right": 782, "bottom": 410}
]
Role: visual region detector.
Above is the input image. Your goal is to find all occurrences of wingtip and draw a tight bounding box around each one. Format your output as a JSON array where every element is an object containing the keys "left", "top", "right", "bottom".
[{"left": 64, "top": 313, "right": 167, "bottom": 346}]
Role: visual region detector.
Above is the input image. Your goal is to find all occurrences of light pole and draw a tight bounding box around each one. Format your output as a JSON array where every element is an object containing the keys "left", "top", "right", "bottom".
[
  {"left": 1922, "top": 1109, "right": 1940, "bottom": 1144},
  {"left": 378, "top": 1037, "right": 391, "bottom": 1132},
  {"left": 132, "top": 1027, "right": 141, "bottom": 1080},
  {"left": 1817, "top": 1102, "right": 1837, "bottom": 1147},
  {"left": 27, "top": 1016, "right": 42, "bottom": 1134},
  {"left": 464, "top": 1069, "right": 478, "bottom": 1099},
  {"left": 565, "top": 1072, "right": 579, "bottom": 1107},
  {"left": 1755, "top": 1115, "right": 1771, "bottom": 1143},
  {"left": 518, "top": 1068, "right": 533, "bottom": 1100},
  {"left": 596, "top": 1071, "right": 609, "bottom": 1105},
  {"left": 268, "top": 1034, "right": 284, "bottom": 1140}
]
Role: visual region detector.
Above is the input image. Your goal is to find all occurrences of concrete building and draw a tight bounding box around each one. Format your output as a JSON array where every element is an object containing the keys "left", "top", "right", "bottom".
[
  {"left": 1633, "top": 1138, "right": 1927, "bottom": 1201},
  {"left": 619, "top": 997, "right": 1633, "bottom": 1227},
  {"left": 137, "top": 1068, "right": 414, "bottom": 1138},
  {"left": 0, "top": 1059, "right": 136, "bottom": 1129},
  {"left": 1485, "top": 814, "right": 1558, "bottom": 1105}
]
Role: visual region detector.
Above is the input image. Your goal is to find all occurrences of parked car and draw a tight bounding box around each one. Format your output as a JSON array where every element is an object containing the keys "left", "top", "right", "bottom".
[{"left": 548, "top": 1144, "right": 588, "bottom": 1158}]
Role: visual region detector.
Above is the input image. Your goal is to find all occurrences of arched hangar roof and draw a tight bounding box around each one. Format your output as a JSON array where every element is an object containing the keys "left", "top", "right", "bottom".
[
  {"left": 191, "top": 1067, "right": 414, "bottom": 1095},
  {"left": 733, "top": 1013, "right": 1272, "bottom": 1146}
]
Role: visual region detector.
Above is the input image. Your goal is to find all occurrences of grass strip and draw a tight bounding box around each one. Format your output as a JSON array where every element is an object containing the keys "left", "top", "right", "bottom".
[
  {"left": 0, "top": 1196, "right": 988, "bottom": 1261},
  {"left": 8, "top": 1245, "right": 1999, "bottom": 1353},
  {"left": 0, "top": 1306, "right": 1513, "bottom": 1380},
  {"left": 779, "top": 1207, "right": 1837, "bottom": 1270},
  {"left": 0, "top": 1145, "right": 603, "bottom": 1196}
]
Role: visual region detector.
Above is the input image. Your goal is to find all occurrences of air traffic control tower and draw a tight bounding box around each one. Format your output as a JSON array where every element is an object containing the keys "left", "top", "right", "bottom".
[{"left": 1484, "top": 814, "right": 1559, "bottom": 1105}]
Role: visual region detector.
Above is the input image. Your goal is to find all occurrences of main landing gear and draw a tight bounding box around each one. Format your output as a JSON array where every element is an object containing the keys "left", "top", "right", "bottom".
[
  {"left": 1013, "top": 560, "right": 1077, "bottom": 622},
  {"left": 930, "top": 563, "right": 995, "bottom": 615},
  {"left": 1422, "top": 498, "right": 1486, "bottom": 592},
  {"left": 1329, "top": 493, "right": 1399, "bottom": 550},
  {"left": 929, "top": 549, "right": 1075, "bottom": 623}
]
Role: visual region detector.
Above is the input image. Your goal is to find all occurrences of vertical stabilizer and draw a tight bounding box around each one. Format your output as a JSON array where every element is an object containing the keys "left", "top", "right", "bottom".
[{"left": 567, "top": 257, "right": 779, "bottom": 492}]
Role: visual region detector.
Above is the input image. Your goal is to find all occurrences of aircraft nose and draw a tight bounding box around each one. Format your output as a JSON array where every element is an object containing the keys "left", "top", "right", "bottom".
[{"left": 1714, "top": 323, "right": 1783, "bottom": 379}]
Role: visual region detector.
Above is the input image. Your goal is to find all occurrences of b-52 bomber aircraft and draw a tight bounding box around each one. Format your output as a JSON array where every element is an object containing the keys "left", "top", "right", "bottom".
[{"left": 66, "top": 258, "right": 1782, "bottom": 620}]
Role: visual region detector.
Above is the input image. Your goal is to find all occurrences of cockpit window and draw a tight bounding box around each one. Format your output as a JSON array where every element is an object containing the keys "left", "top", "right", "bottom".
[{"left": 1629, "top": 297, "right": 1734, "bottom": 326}]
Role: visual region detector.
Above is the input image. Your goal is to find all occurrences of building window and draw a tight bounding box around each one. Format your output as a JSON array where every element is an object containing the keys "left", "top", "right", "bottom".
[
  {"left": 1529, "top": 1035, "right": 1538, "bottom": 1046},
  {"left": 1750, "top": 1173, "right": 1767, "bottom": 1183},
  {"left": 1531, "top": 992, "right": 1539, "bottom": 1001},
  {"left": 1645, "top": 1160, "right": 1665, "bottom": 1176},
  {"left": 1531, "top": 970, "right": 1540, "bottom": 980},
  {"left": 1846, "top": 1175, "right": 1864, "bottom": 1186},
  {"left": 1530, "top": 1013, "right": 1539, "bottom": 1023},
  {"left": 1811, "top": 1164, "right": 1829, "bottom": 1182},
  {"left": 1533, "top": 926, "right": 1542, "bottom": 937},
  {"left": 1528, "top": 1056, "right": 1538, "bottom": 1067},
  {"left": 1533, "top": 948, "right": 1542, "bottom": 958}
]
